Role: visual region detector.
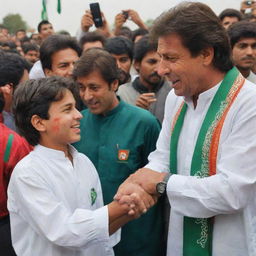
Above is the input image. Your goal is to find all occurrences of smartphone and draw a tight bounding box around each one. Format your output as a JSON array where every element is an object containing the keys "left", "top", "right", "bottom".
[
  {"left": 89, "top": 3, "right": 103, "bottom": 28},
  {"left": 122, "top": 11, "right": 129, "bottom": 20}
]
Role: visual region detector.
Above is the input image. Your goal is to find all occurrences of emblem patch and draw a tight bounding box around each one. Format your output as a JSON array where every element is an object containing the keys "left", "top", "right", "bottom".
[
  {"left": 118, "top": 149, "right": 130, "bottom": 161},
  {"left": 90, "top": 188, "right": 97, "bottom": 206}
]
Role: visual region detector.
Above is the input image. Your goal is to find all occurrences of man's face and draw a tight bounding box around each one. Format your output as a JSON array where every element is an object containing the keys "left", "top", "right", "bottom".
[
  {"left": 45, "top": 48, "right": 79, "bottom": 78},
  {"left": 232, "top": 37, "right": 256, "bottom": 71},
  {"left": 157, "top": 34, "right": 208, "bottom": 98},
  {"left": 111, "top": 53, "right": 132, "bottom": 85},
  {"left": 40, "top": 89, "right": 82, "bottom": 150},
  {"left": 16, "top": 31, "right": 26, "bottom": 40},
  {"left": 135, "top": 51, "right": 163, "bottom": 88},
  {"left": 40, "top": 23, "right": 54, "bottom": 40},
  {"left": 222, "top": 16, "right": 239, "bottom": 29},
  {"left": 24, "top": 50, "right": 39, "bottom": 64},
  {"left": 77, "top": 70, "right": 118, "bottom": 115}
]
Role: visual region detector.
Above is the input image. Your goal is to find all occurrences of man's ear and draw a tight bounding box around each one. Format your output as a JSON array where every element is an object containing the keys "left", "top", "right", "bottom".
[
  {"left": 201, "top": 47, "right": 214, "bottom": 66},
  {"left": 111, "top": 79, "right": 119, "bottom": 92},
  {"left": 133, "top": 61, "right": 141, "bottom": 73},
  {"left": 31, "top": 114, "right": 47, "bottom": 132},
  {"left": 44, "top": 68, "right": 53, "bottom": 77}
]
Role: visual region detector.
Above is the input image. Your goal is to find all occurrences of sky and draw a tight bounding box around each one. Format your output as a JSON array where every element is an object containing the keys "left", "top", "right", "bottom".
[{"left": 0, "top": 0, "right": 242, "bottom": 36}]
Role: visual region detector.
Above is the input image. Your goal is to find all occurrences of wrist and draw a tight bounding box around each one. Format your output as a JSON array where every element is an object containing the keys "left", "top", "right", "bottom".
[{"left": 156, "top": 173, "right": 172, "bottom": 196}]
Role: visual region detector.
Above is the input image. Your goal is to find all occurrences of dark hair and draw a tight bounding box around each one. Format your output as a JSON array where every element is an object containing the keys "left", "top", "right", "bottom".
[
  {"left": 0, "top": 52, "right": 30, "bottom": 89},
  {"left": 15, "top": 29, "right": 26, "bottom": 36},
  {"left": 73, "top": 48, "right": 118, "bottom": 85},
  {"left": 40, "top": 34, "right": 82, "bottom": 70},
  {"left": 132, "top": 28, "right": 149, "bottom": 42},
  {"left": 150, "top": 2, "right": 233, "bottom": 72},
  {"left": 13, "top": 76, "right": 80, "bottom": 146},
  {"left": 79, "top": 31, "right": 106, "bottom": 48},
  {"left": 21, "top": 43, "right": 39, "bottom": 54},
  {"left": 227, "top": 21, "right": 256, "bottom": 48},
  {"left": 116, "top": 26, "right": 133, "bottom": 40},
  {"left": 219, "top": 8, "right": 243, "bottom": 22},
  {"left": 0, "top": 91, "right": 4, "bottom": 113},
  {"left": 134, "top": 35, "right": 158, "bottom": 62},
  {"left": 38, "top": 20, "right": 51, "bottom": 33},
  {"left": 104, "top": 36, "right": 133, "bottom": 61}
]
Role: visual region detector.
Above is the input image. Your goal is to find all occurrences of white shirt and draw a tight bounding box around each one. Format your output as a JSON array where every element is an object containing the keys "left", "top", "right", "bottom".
[
  {"left": 247, "top": 71, "right": 256, "bottom": 84},
  {"left": 146, "top": 79, "right": 256, "bottom": 256},
  {"left": 29, "top": 60, "right": 45, "bottom": 79},
  {"left": 8, "top": 145, "right": 119, "bottom": 256}
]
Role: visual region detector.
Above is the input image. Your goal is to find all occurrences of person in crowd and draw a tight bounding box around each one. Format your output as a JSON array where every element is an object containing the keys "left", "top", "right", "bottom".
[
  {"left": 117, "top": 35, "right": 171, "bottom": 123},
  {"left": 115, "top": 2, "right": 256, "bottom": 256},
  {"left": 132, "top": 28, "right": 149, "bottom": 43},
  {"left": 79, "top": 31, "right": 106, "bottom": 51},
  {"left": 21, "top": 43, "right": 39, "bottom": 65},
  {"left": 114, "top": 9, "right": 147, "bottom": 39},
  {"left": 218, "top": 8, "right": 243, "bottom": 29},
  {"left": 227, "top": 20, "right": 256, "bottom": 83},
  {"left": 73, "top": 48, "right": 165, "bottom": 256},
  {"left": 29, "top": 34, "right": 82, "bottom": 79},
  {"left": 0, "top": 84, "right": 31, "bottom": 256},
  {"left": 8, "top": 76, "right": 150, "bottom": 256},
  {"left": 0, "top": 51, "right": 29, "bottom": 131},
  {"left": 104, "top": 36, "right": 134, "bottom": 85},
  {"left": 38, "top": 20, "right": 54, "bottom": 42}
]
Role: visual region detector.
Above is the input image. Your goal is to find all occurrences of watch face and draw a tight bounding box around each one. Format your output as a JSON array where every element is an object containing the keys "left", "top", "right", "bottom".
[{"left": 156, "top": 182, "right": 166, "bottom": 195}]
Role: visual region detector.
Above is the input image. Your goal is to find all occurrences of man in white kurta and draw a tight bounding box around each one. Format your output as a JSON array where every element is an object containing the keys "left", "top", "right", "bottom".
[
  {"left": 115, "top": 2, "right": 256, "bottom": 256},
  {"left": 8, "top": 145, "right": 119, "bottom": 256}
]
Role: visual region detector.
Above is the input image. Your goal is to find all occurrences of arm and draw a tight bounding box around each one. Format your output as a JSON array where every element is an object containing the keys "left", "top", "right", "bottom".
[
  {"left": 135, "top": 93, "right": 157, "bottom": 110},
  {"left": 126, "top": 9, "right": 147, "bottom": 30},
  {"left": 113, "top": 12, "right": 127, "bottom": 36}
]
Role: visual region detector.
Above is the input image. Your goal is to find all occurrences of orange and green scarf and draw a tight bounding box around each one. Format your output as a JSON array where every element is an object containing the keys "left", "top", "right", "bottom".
[{"left": 170, "top": 67, "right": 245, "bottom": 256}]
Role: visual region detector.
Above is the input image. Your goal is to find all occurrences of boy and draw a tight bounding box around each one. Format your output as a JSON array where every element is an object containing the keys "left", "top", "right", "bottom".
[{"left": 7, "top": 76, "right": 153, "bottom": 256}]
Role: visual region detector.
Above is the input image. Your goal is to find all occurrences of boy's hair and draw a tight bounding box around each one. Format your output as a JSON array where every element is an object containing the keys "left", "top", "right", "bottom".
[
  {"left": 38, "top": 20, "right": 51, "bottom": 33},
  {"left": 21, "top": 43, "right": 39, "bottom": 54},
  {"left": 0, "top": 52, "right": 30, "bottom": 89},
  {"left": 79, "top": 31, "right": 106, "bottom": 48},
  {"left": 13, "top": 76, "right": 79, "bottom": 146}
]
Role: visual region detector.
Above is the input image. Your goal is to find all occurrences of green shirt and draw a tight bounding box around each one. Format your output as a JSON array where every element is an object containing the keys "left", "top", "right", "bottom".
[{"left": 74, "top": 100, "right": 165, "bottom": 256}]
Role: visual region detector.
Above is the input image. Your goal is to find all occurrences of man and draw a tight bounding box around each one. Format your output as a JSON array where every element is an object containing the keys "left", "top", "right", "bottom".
[
  {"left": 79, "top": 31, "right": 106, "bottom": 51},
  {"left": 104, "top": 36, "right": 133, "bottom": 85},
  {"left": 0, "top": 89, "right": 31, "bottom": 256},
  {"left": 218, "top": 8, "right": 243, "bottom": 29},
  {"left": 38, "top": 20, "right": 54, "bottom": 42},
  {"left": 8, "top": 76, "right": 148, "bottom": 256},
  {"left": 116, "top": 2, "right": 256, "bottom": 256},
  {"left": 117, "top": 35, "right": 171, "bottom": 123},
  {"left": 0, "top": 51, "right": 30, "bottom": 131},
  {"left": 227, "top": 20, "right": 256, "bottom": 83},
  {"left": 29, "top": 35, "right": 82, "bottom": 79},
  {"left": 73, "top": 48, "right": 165, "bottom": 256},
  {"left": 21, "top": 43, "right": 39, "bottom": 65}
]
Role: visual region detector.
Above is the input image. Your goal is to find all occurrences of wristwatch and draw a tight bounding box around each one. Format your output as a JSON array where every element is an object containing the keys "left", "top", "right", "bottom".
[{"left": 156, "top": 173, "right": 172, "bottom": 196}]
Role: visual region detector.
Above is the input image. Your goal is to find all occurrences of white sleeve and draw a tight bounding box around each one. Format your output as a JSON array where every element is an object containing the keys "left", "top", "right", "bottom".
[
  {"left": 8, "top": 168, "right": 111, "bottom": 249},
  {"left": 167, "top": 92, "right": 256, "bottom": 218}
]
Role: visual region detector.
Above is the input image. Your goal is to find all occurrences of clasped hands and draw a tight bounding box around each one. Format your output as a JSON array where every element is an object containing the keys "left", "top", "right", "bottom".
[{"left": 114, "top": 168, "right": 166, "bottom": 219}]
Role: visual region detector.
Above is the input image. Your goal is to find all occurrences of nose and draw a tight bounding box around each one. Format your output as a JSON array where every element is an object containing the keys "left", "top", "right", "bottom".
[
  {"left": 157, "top": 58, "right": 170, "bottom": 76},
  {"left": 75, "top": 108, "right": 83, "bottom": 120},
  {"left": 81, "top": 88, "right": 93, "bottom": 102},
  {"left": 246, "top": 46, "right": 253, "bottom": 56}
]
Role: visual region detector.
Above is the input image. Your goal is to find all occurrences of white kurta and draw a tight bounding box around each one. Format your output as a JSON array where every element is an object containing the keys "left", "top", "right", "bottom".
[
  {"left": 146, "top": 79, "right": 256, "bottom": 256},
  {"left": 7, "top": 145, "right": 119, "bottom": 256}
]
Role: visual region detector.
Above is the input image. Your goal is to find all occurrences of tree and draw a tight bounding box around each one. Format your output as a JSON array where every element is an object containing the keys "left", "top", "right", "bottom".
[{"left": 2, "top": 14, "right": 28, "bottom": 34}]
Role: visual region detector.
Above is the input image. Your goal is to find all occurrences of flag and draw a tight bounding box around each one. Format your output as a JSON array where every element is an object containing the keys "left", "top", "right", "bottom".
[
  {"left": 57, "top": 0, "right": 61, "bottom": 14},
  {"left": 41, "top": 0, "right": 48, "bottom": 20}
]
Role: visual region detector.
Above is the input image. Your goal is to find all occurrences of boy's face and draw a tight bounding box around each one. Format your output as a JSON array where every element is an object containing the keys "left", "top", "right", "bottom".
[{"left": 40, "top": 89, "right": 82, "bottom": 151}]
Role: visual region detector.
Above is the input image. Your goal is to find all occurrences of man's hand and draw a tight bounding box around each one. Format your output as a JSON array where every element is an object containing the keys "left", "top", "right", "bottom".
[
  {"left": 136, "top": 93, "right": 156, "bottom": 110},
  {"left": 81, "top": 10, "right": 94, "bottom": 32},
  {"left": 96, "top": 12, "right": 112, "bottom": 38},
  {"left": 115, "top": 182, "right": 157, "bottom": 216},
  {"left": 125, "top": 9, "right": 147, "bottom": 29}
]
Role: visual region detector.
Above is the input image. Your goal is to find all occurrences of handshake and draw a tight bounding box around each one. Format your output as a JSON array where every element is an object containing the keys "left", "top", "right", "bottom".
[{"left": 113, "top": 168, "right": 167, "bottom": 219}]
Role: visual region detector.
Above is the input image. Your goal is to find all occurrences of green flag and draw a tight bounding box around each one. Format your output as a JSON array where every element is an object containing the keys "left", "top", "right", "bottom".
[
  {"left": 41, "top": 0, "right": 48, "bottom": 20},
  {"left": 57, "top": 0, "right": 61, "bottom": 14}
]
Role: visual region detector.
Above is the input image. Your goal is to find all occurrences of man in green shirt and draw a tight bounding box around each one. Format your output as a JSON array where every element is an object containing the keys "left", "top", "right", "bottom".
[{"left": 73, "top": 48, "right": 165, "bottom": 256}]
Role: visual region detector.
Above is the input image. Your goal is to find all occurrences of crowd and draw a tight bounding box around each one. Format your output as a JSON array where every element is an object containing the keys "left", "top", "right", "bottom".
[{"left": 1, "top": 1, "right": 256, "bottom": 256}]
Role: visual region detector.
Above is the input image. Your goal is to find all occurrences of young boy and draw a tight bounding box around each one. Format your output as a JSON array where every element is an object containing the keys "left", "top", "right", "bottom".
[{"left": 7, "top": 76, "right": 153, "bottom": 256}]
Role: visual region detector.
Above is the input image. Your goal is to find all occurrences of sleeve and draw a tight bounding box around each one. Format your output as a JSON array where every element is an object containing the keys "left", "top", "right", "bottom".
[
  {"left": 8, "top": 165, "right": 111, "bottom": 249},
  {"left": 167, "top": 93, "right": 256, "bottom": 218}
]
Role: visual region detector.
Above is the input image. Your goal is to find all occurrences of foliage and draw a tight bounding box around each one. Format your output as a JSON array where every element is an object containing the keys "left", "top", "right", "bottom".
[{"left": 2, "top": 14, "right": 28, "bottom": 34}]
